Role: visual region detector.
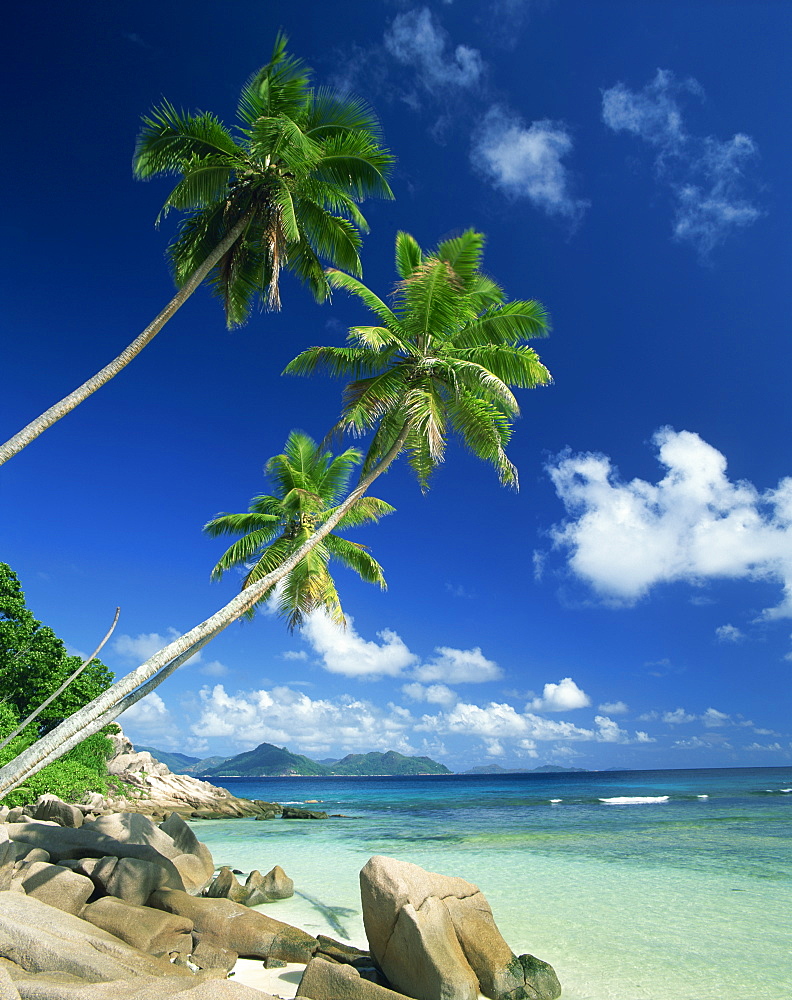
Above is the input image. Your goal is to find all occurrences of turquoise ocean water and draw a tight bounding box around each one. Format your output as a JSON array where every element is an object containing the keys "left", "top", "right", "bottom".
[{"left": 192, "top": 767, "right": 791, "bottom": 1000}]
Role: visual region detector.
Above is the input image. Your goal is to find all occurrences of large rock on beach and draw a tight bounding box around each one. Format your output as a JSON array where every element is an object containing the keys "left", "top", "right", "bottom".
[
  {"left": 0, "top": 891, "right": 194, "bottom": 982},
  {"left": 81, "top": 897, "right": 194, "bottom": 958},
  {"left": 13, "top": 862, "right": 94, "bottom": 915},
  {"left": 31, "top": 795, "right": 84, "bottom": 829},
  {"left": 298, "top": 957, "right": 406, "bottom": 1000},
  {"left": 149, "top": 888, "right": 318, "bottom": 965},
  {"left": 359, "top": 855, "right": 560, "bottom": 1000},
  {"left": 6, "top": 821, "right": 185, "bottom": 888},
  {"left": 3, "top": 970, "right": 277, "bottom": 1000},
  {"left": 70, "top": 855, "right": 184, "bottom": 907}
]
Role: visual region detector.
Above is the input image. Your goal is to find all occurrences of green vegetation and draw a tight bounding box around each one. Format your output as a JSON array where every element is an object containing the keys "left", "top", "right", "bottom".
[
  {"left": 0, "top": 564, "right": 115, "bottom": 805},
  {"left": 329, "top": 751, "right": 451, "bottom": 776},
  {"left": 204, "top": 430, "right": 394, "bottom": 630}
]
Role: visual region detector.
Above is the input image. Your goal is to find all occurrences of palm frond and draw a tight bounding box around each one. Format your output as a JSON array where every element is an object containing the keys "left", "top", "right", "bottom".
[
  {"left": 451, "top": 344, "right": 553, "bottom": 389},
  {"left": 326, "top": 269, "right": 401, "bottom": 327},
  {"left": 133, "top": 105, "right": 240, "bottom": 179},
  {"left": 305, "top": 87, "right": 385, "bottom": 140},
  {"left": 284, "top": 345, "right": 386, "bottom": 381},
  {"left": 208, "top": 529, "right": 281, "bottom": 580},
  {"left": 394, "top": 231, "right": 423, "bottom": 278},
  {"left": 445, "top": 393, "right": 518, "bottom": 488},
  {"left": 435, "top": 229, "right": 486, "bottom": 287},
  {"left": 324, "top": 536, "right": 387, "bottom": 588}
]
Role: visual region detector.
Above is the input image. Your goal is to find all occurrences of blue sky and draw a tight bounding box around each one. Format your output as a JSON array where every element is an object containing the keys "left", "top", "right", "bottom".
[{"left": 2, "top": 1, "right": 790, "bottom": 771}]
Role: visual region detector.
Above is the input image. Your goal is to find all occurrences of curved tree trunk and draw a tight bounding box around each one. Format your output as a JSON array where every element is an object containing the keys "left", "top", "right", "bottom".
[
  {"left": 0, "top": 214, "right": 251, "bottom": 467},
  {"left": 0, "top": 422, "right": 410, "bottom": 797}
]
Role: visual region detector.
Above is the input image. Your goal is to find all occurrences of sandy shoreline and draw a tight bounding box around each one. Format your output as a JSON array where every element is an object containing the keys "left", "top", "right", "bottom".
[{"left": 231, "top": 958, "right": 306, "bottom": 998}]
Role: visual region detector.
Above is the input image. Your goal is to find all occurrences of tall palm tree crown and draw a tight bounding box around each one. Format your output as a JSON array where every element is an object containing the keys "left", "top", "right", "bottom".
[
  {"left": 285, "top": 229, "right": 552, "bottom": 489},
  {"left": 134, "top": 33, "right": 394, "bottom": 323},
  {"left": 203, "top": 431, "right": 394, "bottom": 631},
  {"left": 0, "top": 36, "right": 393, "bottom": 467}
]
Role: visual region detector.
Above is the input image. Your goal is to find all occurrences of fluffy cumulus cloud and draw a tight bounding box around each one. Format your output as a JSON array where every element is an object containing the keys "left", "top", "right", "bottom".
[
  {"left": 715, "top": 624, "right": 745, "bottom": 643},
  {"left": 401, "top": 683, "right": 458, "bottom": 707},
  {"left": 416, "top": 702, "right": 640, "bottom": 746},
  {"left": 529, "top": 677, "right": 591, "bottom": 712},
  {"left": 118, "top": 692, "right": 178, "bottom": 745},
  {"left": 301, "top": 610, "right": 501, "bottom": 684},
  {"left": 413, "top": 646, "right": 502, "bottom": 684},
  {"left": 192, "top": 684, "right": 416, "bottom": 756},
  {"left": 598, "top": 700, "right": 629, "bottom": 715},
  {"left": 602, "top": 69, "right": 761, "bottom": 255},
  {"left": 385, "top": 7, "right": 483, "bottom": 90},
  {"left": 472, "top": 106, "right": 588, "bottom": 221},
  {"left": 548, "top": 427, "right": 792, "bottom": 617},
  {"left": 301, "top": 610, "right": 417, "bottom": 678}
]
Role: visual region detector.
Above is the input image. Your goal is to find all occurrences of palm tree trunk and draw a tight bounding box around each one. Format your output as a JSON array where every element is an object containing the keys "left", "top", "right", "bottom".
[
  {"left": 0, "top": 422, "right": 411, "bottom": 797},
  {"left": 0, "top": 214, "right": 251, "bottom": 467}
]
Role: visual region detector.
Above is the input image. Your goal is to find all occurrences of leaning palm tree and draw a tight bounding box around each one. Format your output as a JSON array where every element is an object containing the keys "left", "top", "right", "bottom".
[
  {"left": 204, "top": 430, "right": 393, "bottom": 631},
  {"left": 0, "top": 35, "right": 393, "bottom": 466},
  {"left": 0, "top": 229, "right": 550, "bottom": 798}
]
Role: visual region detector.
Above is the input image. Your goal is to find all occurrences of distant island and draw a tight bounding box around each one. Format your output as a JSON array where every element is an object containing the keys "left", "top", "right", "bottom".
[
  {"left": 463, "top": 763, "right": 589, "bottom": 775},
  {"left": 135, "top": 742, "right": 452, "bottom": 777},
  {"left": 136, "top": 743, "right": 590, "bottom": 778}
]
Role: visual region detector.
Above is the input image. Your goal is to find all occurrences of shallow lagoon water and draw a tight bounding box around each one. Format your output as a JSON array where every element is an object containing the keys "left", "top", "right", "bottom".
[{"left": 192, "top": 767, "right": 792, "bottom": 999}]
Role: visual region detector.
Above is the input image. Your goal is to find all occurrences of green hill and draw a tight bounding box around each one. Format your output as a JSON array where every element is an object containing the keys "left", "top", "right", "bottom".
[
  {"left": 201, "top": 742, "right": 328, "bottom": 777},
  {"left": 329, "top": 751, "right": 451, "bottom": 775}
]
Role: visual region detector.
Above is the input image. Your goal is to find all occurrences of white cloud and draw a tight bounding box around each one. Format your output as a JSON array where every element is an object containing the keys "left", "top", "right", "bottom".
[
  {"left": 281, "top": 650, "right": 308, "bottom": 661},
  {"left": 118, "top": 692, "right": 178, "bottom": 745},
  {"left": 192, "top": 684, "right": 416, "bottom": 756},
  {"left": 518, "top": 738, "right": 539, "bottom": 758},
  {"left": 663, "top": 708, "right": 697, "bottom": 725},
  {"left": 472, "top": 106, "right": 588, "bottom": 221},
  {"left": 702, "top": 707, "right": 731, "bottom": 728},
  {"left": 401, "top": 682, "right": 458, "bottom": 707},
  {"left": 529, "top": 677, "right": 591, "bottom": 712},
  {"left": 548, "top": 427, "right": 792, "bottom": 617},
  {"left": 385, "top": 7, "right": 483, "bottom": 90},
  {"left": 301, "top": 610, "right": 417, "bottom": 678},
  {"left": 598, "top": 700, "right": 629, "bottom": 715},
  {"left": 594, "top": 715, "right": 630, "bottom": 743},
  {"left": 743, "top": 741, "right": 785, "bottom": 752},
  {"left": 485, "top": 739, "right": 505, "bottom": 757},
  {"left": 635, "top": 731, "right": 655, "bottom": 743},
  {"left": 413, "top": 646, "right": 502, "bottom": 684},
  {"left": 715, "top": 624, "right": 745, "bottom": 643},
  {"left": 113, "top": 629, "right": 181, "bottom": 662},
  {"left": 417, "top": 702, "right": 639, "bottom": 745},
  {"left": 602, "top": 69, "right": 761, "bottom": 255}
]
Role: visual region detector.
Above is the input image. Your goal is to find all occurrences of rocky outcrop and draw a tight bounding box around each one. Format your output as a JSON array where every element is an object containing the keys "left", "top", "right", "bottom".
[
  {"left": 149, "top": 888, "right": 318, "bottom": 965},
  {"left": 204, "top": 864, "right": 294, "bottom": 906},
  {"left": 359, "top": 856, "right": 561, "bottom": 1000},
  {"left": 102, "top": 734, "right": 267, "bottom": 819}
]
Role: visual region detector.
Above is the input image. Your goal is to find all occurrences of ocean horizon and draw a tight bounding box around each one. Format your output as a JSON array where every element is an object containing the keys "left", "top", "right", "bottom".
[{"left": 191, "top": 765, "right": 792, "bottom": 1000}]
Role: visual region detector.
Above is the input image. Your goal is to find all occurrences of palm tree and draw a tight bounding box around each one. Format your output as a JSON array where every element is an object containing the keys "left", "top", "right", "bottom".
[
  {"left": 204, "top": 430, "right": 393, "bottom": 631},
  {"left": 0, "top": 35, "right": 393, "bottom": 467},
  {"left": 284, "top": 229, "right": 552, "bottom": 488},
  {"left": 0, "top": 229, "right": 550, "bottom": 798}
]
